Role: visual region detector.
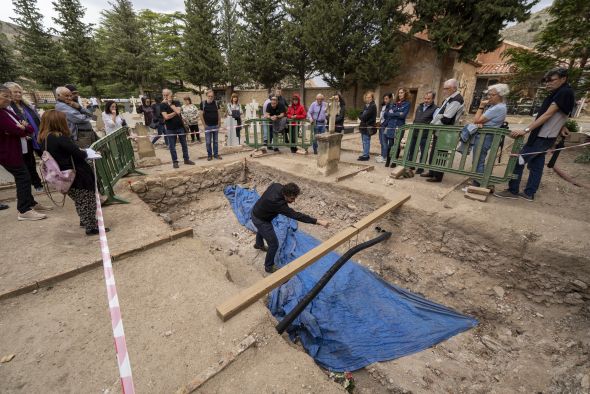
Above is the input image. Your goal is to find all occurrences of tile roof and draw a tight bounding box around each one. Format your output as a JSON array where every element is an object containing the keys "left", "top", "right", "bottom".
[{"left": 477, "top": 63, "right": 515, "bottom": 76}]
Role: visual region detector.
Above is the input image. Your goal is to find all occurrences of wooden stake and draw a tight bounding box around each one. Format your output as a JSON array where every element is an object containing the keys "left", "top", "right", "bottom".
[
  {"left": 215, "top": 195, "right": 411, "bottom": 321},
  {"left": 466, "top": 185, "right": 491, "bottom": 195},
  {"left": 335, "top": 165, "right": 374, "bottom": 182}
]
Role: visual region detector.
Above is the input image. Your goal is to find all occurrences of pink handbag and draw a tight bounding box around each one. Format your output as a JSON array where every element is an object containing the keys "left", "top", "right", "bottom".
[{"left": 40, "top": 139, "right": 76, "bottom": 195}]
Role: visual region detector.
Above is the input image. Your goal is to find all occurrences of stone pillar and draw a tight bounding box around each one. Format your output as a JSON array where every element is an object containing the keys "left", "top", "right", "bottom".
[
  {"left": 135, "top": 123, "right": 157, "bottom": 159},
  {"left": 225, "top": 116, "right": 240, "bottom": 146},
  {"left": 316, "top": 132, "right": 343, "bottom": 176},
  {"left": 94, "top": 108, "right": 105, "bottom": 132},
  {"left": 327, "top": 95, "right": 339, "bottom": 134}
]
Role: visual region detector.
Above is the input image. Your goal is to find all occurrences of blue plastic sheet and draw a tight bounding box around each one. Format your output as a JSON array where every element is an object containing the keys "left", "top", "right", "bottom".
[{"left": 225, "top": 185, "right": 478, "bottom": 371}]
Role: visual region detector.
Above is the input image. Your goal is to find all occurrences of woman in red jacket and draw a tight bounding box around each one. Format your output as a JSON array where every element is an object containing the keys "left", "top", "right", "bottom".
[
  {"left": 0, "top": 86, "right": 51, "bottom": 220},
  {"left": 286, "top": 93, "right": 306, "bottom": 153}
]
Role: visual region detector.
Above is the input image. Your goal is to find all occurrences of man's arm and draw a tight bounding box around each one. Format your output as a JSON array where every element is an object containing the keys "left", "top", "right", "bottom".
[
  {"left": 161, "top": 110, "right": 176, "bottom": 120},
  {"left": 510, "top": 103, "right": 560, "bottom": 138},
  {"left": 279, "top": 204, "right": 317, "bottom": 224},
  {"left": 440, "top": 101, "right": 462, "bottom": 125}
]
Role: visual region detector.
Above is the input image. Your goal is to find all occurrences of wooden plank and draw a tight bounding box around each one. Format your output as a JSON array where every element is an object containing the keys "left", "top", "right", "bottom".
[
  {"left": 335, "top": 165, "right": 374, "bottom": 182},
  {"left": 466, "top": 185, "right": 491, "bottom": 196},
  {"left": 437, "top": 176, "right": 470, "bottom": 201},
  {"left": 390, "top": 166, "right": 406, "bottom": 179},
  {"left": 216, "top": 195, "right": 411, "bottom": 321},
  {"left": 464, "top": 191, "right": 488, "bottom": 202},
  {"left": 176, "top": 335, "right": 256, "bottom": 394}
]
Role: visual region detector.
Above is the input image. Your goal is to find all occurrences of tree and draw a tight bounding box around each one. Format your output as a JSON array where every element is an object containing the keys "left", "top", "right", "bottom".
[
  {"left": 11, "top": 0, "right": 69, "bottom": 88},
  {"left": 52, "top": 0, "right": 100, "bottom": 94},
  {"left": 96, "top": 0, "right": 155, "bottom": 93},
  {"left": 410, "top": 0, "right": 534, "bottom": 61},
  {"left": 218, "top": 0, "right": 247, "bottom": 91},
  {"left": 502, "top": 48, "right": 555, "bottom": 94},
  {"left": 0, "top": 34, "right": 20, "bottom": 82},
  {"left": 183, "top": 0, "right": 225, "bottom": 89},
  {"left": 238, "top": 0, "right": 288, "bottom": 91}
]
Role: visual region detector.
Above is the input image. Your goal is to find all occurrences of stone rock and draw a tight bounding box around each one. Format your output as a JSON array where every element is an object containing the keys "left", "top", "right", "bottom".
[
  {"left": 493, "top": 286, "right": 505, "bottom": 298},
  {"left": 130, "top": 180, "right": 147, "bottom": 193},
  {"left": 143, "top": 186, "right": 166, "bottom": 201},
  {"left": 481, "top": 335, "right": 502, "bottom": 352},
  {"left": 164, "top": 176, "right": 188, "bottom": 189},
  {"left": 136, "top": 157, "right": 162, "bottom": 167},
  {"left": 145, "top": 177, "right": 163, "bottom": 187},
  {"left": 172, "top": 185, "right": 187, "bottom": 196},
  {"left": 347, "top": 204, "right": 357, "bottom": 211},
  {"left": 159, "top": 213, "right": 172, "bottom": 224},
  {"left": 571, "top": 279, "right": 588, "bottom": 290},
  {"left": 224, "top": 161, "right": 243, "bottom": 173},
  {"left": 581, "top": 374, "right": 590, "bottom": 390}
]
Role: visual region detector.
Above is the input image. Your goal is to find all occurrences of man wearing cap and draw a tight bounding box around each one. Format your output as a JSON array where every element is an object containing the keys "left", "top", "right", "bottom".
[
  {"left": 55, "top": 84, "right": 97, "bottom": 148},
  {"left": 494, "top": 68, "right": 575, "bottom": 201}
]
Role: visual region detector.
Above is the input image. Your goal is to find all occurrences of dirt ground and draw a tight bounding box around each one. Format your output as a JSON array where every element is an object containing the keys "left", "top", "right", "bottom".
[{"left": 0, "top": 124, "right": 588, "bottom": 393}]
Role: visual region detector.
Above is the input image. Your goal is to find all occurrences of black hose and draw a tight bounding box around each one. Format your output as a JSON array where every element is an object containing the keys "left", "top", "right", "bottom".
[{"left": 276, "top": 228, "right": 392, "bottom": 334}]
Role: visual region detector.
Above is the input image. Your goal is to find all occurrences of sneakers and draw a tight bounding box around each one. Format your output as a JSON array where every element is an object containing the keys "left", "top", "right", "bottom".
[
  {"left": 493, "top": 190, "right": 518, "bottom": 199},
  {"left": 0, "top": 203, "right": 8, "bottom": 210},
  {"left": 184, "top": 159, "right": 195, "bottom": 165},
  {"left": 254, "top": 244, "right": 268, "bottom": 252},
  {"left": 375, "top": 156, "right": 386, "bottom": 163},
  {"left": 357, "top": 156, "right": 370, "bottom": 161},
  {"left": 18, "top": 209, "right": 47, "bottom": 221},
  {"left": 173, "top": 162, "right": 180, "bottom": 168},
  {"left": 33, "top": 203, "right": 53, "bottom": 211},
  {"left": 415, "top": 168, "right": 424, "bottom": 175},
  {"left": 214, "top": 155, "right": 223, "bottom": 160},
  {"left": 207, "top": 157, "right": 213, "bottom": 161},
  {"left": 34, "top": 186, "right": 44, "bottom": 192},
  {"left": 420, "top": 171, "right": 433, "bottom": 178},
  {"left": 518, "top": 192, "right": 534, "bottom": 202},
  {"left": 265, "top": 264, "right": 278, "bottom": 273},
  {"left": 86, "top": 227, "right": 111, "bottom": 235}
]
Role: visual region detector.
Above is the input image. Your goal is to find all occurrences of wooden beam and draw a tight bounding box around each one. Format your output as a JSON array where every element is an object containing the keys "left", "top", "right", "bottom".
[
  {"left": 216, "top": 194, "right": 411, "bottom": 321},
  {"left": 335, "top": 165, "right": 374, "bottom": 182}
]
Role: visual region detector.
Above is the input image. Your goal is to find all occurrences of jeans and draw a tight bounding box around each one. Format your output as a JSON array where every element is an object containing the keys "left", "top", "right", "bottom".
[
  {"left": 252, "top": 214, "right": 279, "bottom": 269},
  {"left": 205, "top": 125, "right": 219, "bottom": 157},
  {"left": 379, "top": 127, "right": 388, "bottom": 158},
  {"left": 151, "top": 123, "right": 168, "bottom": 146},
  {"left": 508, "top": 137, "right": 555, "bottom": 197},
  {"left": 361, "top": 133, "right": 371, "bottom": 157},
  {"left": 167, "top": 128, "right": 190, "bottom": 162},
  {"left": 23, "top": 140, "right": 42, "bottom": 189},
  {"left": 406, "top": 130, "right": 428, "bottom": 163},
  {"left": 312, "top": 121, "right": 326, "bottom": 154},
  {"left": 262, "top": 122, "right": 269, "bottom": 144},
  {"left": 472, "top": 133, "right": 494, "bottom": 174},
  {"left": 3, "top": 164, "right": 37, "bottom": 213}
]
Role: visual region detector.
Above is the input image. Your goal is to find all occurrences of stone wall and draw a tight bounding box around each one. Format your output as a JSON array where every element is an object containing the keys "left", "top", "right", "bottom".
[{"left": 129, "top": 161, "right": 245, "bottom": 213}]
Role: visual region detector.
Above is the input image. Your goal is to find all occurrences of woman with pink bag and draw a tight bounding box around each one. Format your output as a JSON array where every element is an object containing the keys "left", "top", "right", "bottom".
[
  {"left": 38, "top": 110, "right": 108, "bottom": 235},
  {"left": 0, "top": 85, "right": 52, "bottom": 220}
]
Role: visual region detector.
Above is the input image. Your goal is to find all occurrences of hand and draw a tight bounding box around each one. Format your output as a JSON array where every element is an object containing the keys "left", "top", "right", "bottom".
[
  {"left": 70, "top": 101, "right": 81, "bottom": 109},
  {"left": 510, "top": 130, "right": 526, "bottom": 138},
  {"left": 475, "top": 123, "right": 483, "bottom": 128},
  {"left": 20, "top": 120, "right": 29, "bottom": 127},
  {"left": 560, "top": 127, "right": 570, "bottom": 137},
  {"left": 479, "top": 100, "right": 489, "bottom": 107},
  {"left": 317, "top": 219, "right": 329, "bottom": 228},
  {"left": 84, "top": 148, "right": 102, "bottom": 159}
]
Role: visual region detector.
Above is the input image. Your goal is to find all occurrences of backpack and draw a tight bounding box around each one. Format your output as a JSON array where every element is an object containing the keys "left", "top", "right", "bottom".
[{"left": 39, "top": 137, "right": 76, "bottom": 204}]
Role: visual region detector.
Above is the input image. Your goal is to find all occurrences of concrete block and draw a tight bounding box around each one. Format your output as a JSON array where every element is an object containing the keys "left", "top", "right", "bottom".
[
  {"left": 466, "top": 185, "right": 491, "bottom": 195},
  {"left": 390, "top": 166, "right": 406, "bottom": 179},
  {"left": 464, "top": 191, "right": 488, "bottom": 202},
  {"left": 316, "top": 132, "right": 343, "bottom": 176}
]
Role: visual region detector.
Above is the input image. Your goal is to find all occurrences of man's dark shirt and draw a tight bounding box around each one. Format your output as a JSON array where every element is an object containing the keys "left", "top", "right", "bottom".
[
  {"left": 413, "top": 102, "right": 437, "bottom": 124},
  {"left": 266, "top": 103, "right": 286, "bottom": 117},
  {"left": 200, "top": 100, "right": 219, "bottom": 126},
  {"left": 252, "top": 183, "right": 317, "bottom": 224},
  {"left": 160, "top": 100, "right": 184, "bottom": 130}
]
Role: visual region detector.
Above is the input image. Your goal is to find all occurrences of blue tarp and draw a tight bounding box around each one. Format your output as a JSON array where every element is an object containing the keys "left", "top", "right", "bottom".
[{"left": 225, "top": 185, "right": 478, "bottom": 372}]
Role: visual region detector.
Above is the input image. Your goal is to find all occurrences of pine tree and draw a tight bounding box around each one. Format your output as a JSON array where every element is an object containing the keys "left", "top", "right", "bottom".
[
  {"left": 0, "top": 34, "right": 19, "bottom": 82},
  {"left": 183, "top": 0, "right": 225, "bottom": 89},
  {"left": 96, "top": 0, "right": 154, "bottom": 93},
  {"left": 52, "top": 0, "right": 100, "bottom": 94},
  {"left": 11, "top": 0, "right": 69, "bottom": 88},
  {"left": 219, "top": 0, "right": 247, "bottom": 90},
  {"left": 238, "top": 0, "right": 287, "bottom": 91}
]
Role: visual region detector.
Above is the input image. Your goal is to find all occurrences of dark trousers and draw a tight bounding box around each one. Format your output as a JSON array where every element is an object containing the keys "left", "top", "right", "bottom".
[
  {"left": 68, "top": 187, "right": 97, "bottom": 230},
  {"left": 188, "top": 124, "right": 200, "bottom": 142},
  {"left": 426, "top": 134, "right": 444, "bottom": 181},
  {"left": 23, "top": 142, "right": 42, "bottom": 189},
  {"left": 3, "top": 164, "right": 37, "bottom": 213},
  {"left": 406, "top": 131, "right": 428, "bottom": 163},
  {"left": 508, "top": 137, "right": 555, "bottom": 197},
  {"left": 167, "top": 128, "right": 190, "bottom": 162},
  {"left": 252, "top": 214, "right": 279, "bottom": 269}
]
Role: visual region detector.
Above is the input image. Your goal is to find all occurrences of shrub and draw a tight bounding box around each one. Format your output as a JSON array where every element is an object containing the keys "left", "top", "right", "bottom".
[{"left": 346, "top": 108, "right": 362, "bottom": 120}]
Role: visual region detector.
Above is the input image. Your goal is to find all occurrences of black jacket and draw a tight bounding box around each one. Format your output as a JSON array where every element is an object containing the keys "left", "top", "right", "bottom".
[
  {"left": 413, "top": 102, "right": 437, "bottom": 124},
  {"left": 41, "top": 133, "right": 95, "bottom": 191},
  {"left": 252, "top": 183, "right": 317, "bottom": 224},
  {"left": 359, "top": 101, "right": 377, "bottom": 135}
]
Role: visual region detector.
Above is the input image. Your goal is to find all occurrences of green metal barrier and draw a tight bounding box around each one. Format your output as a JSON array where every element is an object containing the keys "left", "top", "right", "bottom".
[
  {"left": 243, "top": 118, "right": 315, "bottom": 150},
  {"left": 90, "top": 126, "right": 144, "bottom": 204},
  {"left": 389, "top": 124, "right": 524, "bottom": 188}
]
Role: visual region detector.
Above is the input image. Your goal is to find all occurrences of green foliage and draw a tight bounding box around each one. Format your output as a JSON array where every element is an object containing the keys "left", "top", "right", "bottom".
[
  {"left": 564, "top": 119, "right": 579, "bottom": 133},
  {"left": 238, "top": 0, "right": 287, "bottom": 90},
  {"left": 52, "top": 0, "right": 100, "bottom": 94},
  {"left": 410, "top": 0, "right": 534, "bottom": 61},
  {"left": 219, "top": 0, "right": 247, "bottom": 89},
  {"left": 503, "top": 47, "right": 556, "bottom": 93},
  {"left": 11, "top": 0, "right": 69, "bottom": 88},
  {"left": 283, "top": 0, "right": 316, "bottom": 92},
  {"left": 346, "top": 108, "right": 362, "bottom": 120},
  {"left": 183, "top": 0, "right": 225, "bottom": 89},
  {"left": 0, "top": 33, "right": 19, "bottom": 82}
]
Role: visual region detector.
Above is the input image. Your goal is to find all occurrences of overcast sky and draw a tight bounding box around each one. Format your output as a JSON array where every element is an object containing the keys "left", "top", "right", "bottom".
[{"left": 2, "top": 0, "right": 554, "bottom": 31}]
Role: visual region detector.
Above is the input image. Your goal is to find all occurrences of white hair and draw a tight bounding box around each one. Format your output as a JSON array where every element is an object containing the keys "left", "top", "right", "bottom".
[
  {"left": 162, "top": 88, "right": 172, "bottom": 95},
  {"left": 316, "top": 93, "right": 324, "bottom": 99},
  {"left": 444, "top": 79, "right": 458, "bottom": 89},
  {"left": 55, "top": 86, "right": 71, "bottom": 97},
  {"left": 487, "top": 83, "right": 510, "bottom": 98}
]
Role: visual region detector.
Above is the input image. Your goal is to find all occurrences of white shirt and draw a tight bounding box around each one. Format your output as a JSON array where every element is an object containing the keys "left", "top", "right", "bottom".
[{"left": 102, "top": 112, "right": 124, "bottom": 134}]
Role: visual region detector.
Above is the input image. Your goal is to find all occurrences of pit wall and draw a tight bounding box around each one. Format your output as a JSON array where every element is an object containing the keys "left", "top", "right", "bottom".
[{"left": 129, "top": 161, "right": 245, "bottom": 213}]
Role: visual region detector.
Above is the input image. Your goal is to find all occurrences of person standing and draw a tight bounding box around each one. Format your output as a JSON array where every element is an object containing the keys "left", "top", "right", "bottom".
[
  {"left": 102, "top": 100, "right": 124, "bottom": 135},
  {"left": 384, "top": 88, "right": 411, "bottom": 167},
  {"left": 150, "top": 94, "right": 167, "bottom": 146},
  {"left": 137, "top": 97, "right": 154, "bottom": 129},
  {"left": 262, "top": 94, "right": 272, "bottom": 145},
  {"left": 405, "top": 90, "right": 438, "bottom": 174},
  {"left": 357, "top": 91, "right": 377, "bottom": 161},
  {"left": 226, "top": 93, "right": 243, "bottom": 144},
  {"left": 334, "top": 94, "right": 346, "bottom": 133},
  {"left": 181, "top": 96, "right": 201, "bottom": 143},
  {"left": 0, "top": 86, "right": 51, "bottom": 221},
  {"left": 421, "top": 79, "right": 464, "bottom": 182},
  {"left": 251, "top": 182, "right": 329, "bottom": 273},
  {"left": 64, "top": 84, "right": 97, "bottom": 148},
  {"left": 495, "top": 68, "right": 575, "bottom": 201},
  {"left": 200, "top": 90, "right": 222, "bottom": 161},
  {"left": 376, "top": 93, "right": 393, "bottom": 163},
  {"left": 307, "top": 94, "right": 327, "bottom": 154},
  {"left": 5, "top": 82, "right": 43, "bottom": 191},
  {"left": 287, "top": 93, "right": 307, "bottom": 153},
  {"left": 54, "top": 86, "right": 95, "bottom": 148},
  {"left": 275, "top": 88, "right": 289, "bottom": 109},
  {"left": 161, "top": 89, "right": 195, "bottom": 168},
  {"left": 265, "top": 96, "right": 287, "bottom": 152}
]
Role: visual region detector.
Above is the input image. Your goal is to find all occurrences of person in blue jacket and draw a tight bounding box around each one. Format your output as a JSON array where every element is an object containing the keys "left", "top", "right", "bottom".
[
  {"left": 384, "top": 88, "right": 411, "bottom": 167},
  {"left": 376, "top": 93, "right": 393, "bottom": 163}
]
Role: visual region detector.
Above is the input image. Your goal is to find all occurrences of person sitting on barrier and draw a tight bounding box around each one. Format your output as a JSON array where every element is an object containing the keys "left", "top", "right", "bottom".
[
  {"left": 376, "top": 93, "right": 393, "bottom": 164},
  {"left": 458, "top": 83, "right": 509, "bottom": 187},
  {"left": 358, "top": 91, "right": 377, "bottom": 161},
  {"left": 251, "top": 182, "right": 329, "bottom": 273},
  {"left": 265, "top": 96, "right": 287, "bottom": 152},
  {"left": 102, "top": 100, "right": 124, "bottom": 135},
  {"left": 405, "top": 90, "right": 438, "bottom": 174},
  {"left": 421, "top": 79, "right": 464, "bottom": 182},
  {"left": 38, "top": 110, "right": 109, "bottom": 235},
  {"left": 307, "top": 94, "right": 328, "bottom": 154},
  {"left": 494, "top": 68, "right": 575, "bottom": 201},
  {"left": 200, "top": 90, "right": 222, "bottom": 161},
  {"left": 287, "top": 93, "right": 306, "bottom": 153},
  {"left": 162, "top": 89, "right": 195, "bottom": 168},
  {"left": 384, "top": 88, "right": 411, "bottom": 168}
]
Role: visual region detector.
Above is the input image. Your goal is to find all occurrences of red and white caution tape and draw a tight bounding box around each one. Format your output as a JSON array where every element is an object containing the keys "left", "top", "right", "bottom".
[
  {"left": 92, "top": 161, "right": 136, "bottom": 394},
  {"left": 510, "top": 141, "right": 590, "bottom": 157}
]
